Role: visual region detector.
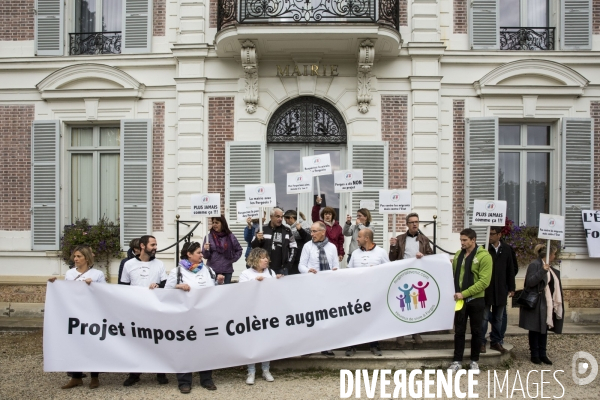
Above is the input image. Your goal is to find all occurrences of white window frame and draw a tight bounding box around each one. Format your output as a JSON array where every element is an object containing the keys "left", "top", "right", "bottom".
[
  {"left": 498, "top": 121, "right": 557, "bottom": 226},
  {"left": 67, "top": 125, "right": 120, "bottom": 224},
  {"left": 499, "top": 0, "right": 552, "bottom": 27}
]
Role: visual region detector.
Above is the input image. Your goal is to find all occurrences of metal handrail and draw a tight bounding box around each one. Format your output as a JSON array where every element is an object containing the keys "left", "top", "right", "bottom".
[{"left": 156, "top": 215, "right": 204, "bottom": 267}]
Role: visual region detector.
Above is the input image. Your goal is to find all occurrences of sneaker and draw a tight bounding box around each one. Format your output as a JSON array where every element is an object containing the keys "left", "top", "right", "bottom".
[
  {"left": 447, "top": 361, "right": 462, "bottom": 372},
  {"left": 157, "top": 374, "right": 169, "bottom": 385},
  {"left": 246, "top": 372, "right": 255, "bottom": 385},
  {"left": 263, "top": 370, "right": 274, "bottom": 382},
  {"left": 469, "top": 361, "right": 480, "bottom": 373},
  {"left": 123, "top": 374, "right": 140, "bottom": 387},
  {"left": 321, "top": 351, "right": 335, "bottom": 357},
  {"left": 345, "top": 348, "right": 356, "bottom": 357},
  {"left": 370, "top": 347, "right": 382, "bottom": 356}
]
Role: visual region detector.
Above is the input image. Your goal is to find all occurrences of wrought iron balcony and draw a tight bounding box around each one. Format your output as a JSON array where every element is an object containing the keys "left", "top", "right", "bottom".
[
  {"left": 69, "top": 32, "right": 122, "bottom": 55},
  {"left": 217, "top": 0, "right": 400, "bottom": 32},
  {"left": 500, "top": 27, "right": 555, "bottom": 51}
]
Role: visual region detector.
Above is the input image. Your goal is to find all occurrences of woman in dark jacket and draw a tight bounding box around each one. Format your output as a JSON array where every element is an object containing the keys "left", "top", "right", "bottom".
[
  {"left": 202, "top": 215, "right": 243, "bottom": 284},
  {"left": 518, "top": 244, "right": 564, "bottom": 365}
]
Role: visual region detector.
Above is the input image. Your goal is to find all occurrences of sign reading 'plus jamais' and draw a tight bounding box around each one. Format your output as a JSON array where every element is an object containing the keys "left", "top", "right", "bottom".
[{"left": 276, "top": 65, "right": 339, "bottom": 77}]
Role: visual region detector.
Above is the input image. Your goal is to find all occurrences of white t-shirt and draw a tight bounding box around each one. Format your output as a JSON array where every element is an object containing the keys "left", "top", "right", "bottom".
[
  {"left": 298, "top": 241, "right": 340, "bottom": 273},
  {"left": 347, "top": 245, "right": 390, "bottom": 268},
  {"left": 121, "top": 258, "right": 167, "bottom": 287},
  {"left": 64, "top": 267, "right": 106, "bottom": 283},
  {"left": 165, "top": 265, "right": 217, "bottom": 290},
  {"left": 403, "top": 235, "right": 420, "bottom": 259},
  {"left": 238, "top": 268, "right": 275, "bottom": 282}
]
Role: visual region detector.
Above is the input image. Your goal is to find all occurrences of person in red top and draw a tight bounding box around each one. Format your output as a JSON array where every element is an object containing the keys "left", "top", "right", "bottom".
[{"left": 312, "top": 196, "right": 345, "bottom": 262}]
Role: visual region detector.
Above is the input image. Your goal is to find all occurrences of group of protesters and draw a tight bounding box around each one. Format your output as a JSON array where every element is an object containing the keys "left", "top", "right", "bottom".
[{"left": 49, "top": 197, "right": 564, "bottom": 393}]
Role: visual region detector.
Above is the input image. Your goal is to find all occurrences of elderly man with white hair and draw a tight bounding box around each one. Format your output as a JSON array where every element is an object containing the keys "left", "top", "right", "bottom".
[{"left": 251, "top": 207, "right": 297, "bottom": 275}]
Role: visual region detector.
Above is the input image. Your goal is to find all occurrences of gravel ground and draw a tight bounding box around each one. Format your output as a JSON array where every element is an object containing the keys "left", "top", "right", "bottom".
[{"left": 1, "top": 331, "right": 599, "bottom": 399}]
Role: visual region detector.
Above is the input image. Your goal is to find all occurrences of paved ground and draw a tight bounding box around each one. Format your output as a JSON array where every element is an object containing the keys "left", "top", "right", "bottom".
[{"left": 1, "top": 330, "right": 599, "bottom": 399}]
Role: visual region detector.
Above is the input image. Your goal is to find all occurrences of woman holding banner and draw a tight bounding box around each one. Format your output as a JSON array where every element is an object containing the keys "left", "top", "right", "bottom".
[
  {"left": 239, "top": 248, "right": 283, "bottom": 384},
  {"left": 312, "top": 197, "right": 345, "bottom": 262},
  {"left": 342, "top": 208, "right": 373, "bottom": 262},
  {"left": 48, "top": 245, "right": 105, "bottom": 390},
  {"left": 518, "top": 244, "right": 564, "bottom": 365},
  {"left": 203, "top": 215, "right": 243, "bottom": 284},
  {"left": 166, "top": 241, "right": 225, "bottom": 394}
]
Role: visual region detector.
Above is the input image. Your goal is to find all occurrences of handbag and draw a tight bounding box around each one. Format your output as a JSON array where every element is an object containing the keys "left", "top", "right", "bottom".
[{"left": 515, "top": 285, "right": 542, "bottom": 309}]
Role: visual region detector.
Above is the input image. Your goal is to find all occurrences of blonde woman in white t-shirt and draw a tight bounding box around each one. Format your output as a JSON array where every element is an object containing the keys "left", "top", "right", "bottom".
[
  {"left": 48, "top": 245, "right": 105, "bottom": 390},
  {"left": 239, "top": 248, "right": 283, "bottom": 385}
]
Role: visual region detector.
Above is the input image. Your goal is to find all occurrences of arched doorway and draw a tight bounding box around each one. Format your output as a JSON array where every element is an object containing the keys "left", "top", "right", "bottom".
[{"left": 266, "top": 96, "right": 347, "bottom": 219}]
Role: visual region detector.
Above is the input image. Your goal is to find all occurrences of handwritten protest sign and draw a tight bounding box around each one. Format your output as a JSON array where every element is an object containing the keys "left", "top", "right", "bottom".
[
  {"left": 471, "top": 200, "right": 507, "bottom": 226},
  {"left": 334, "top": 170, "right": 363, "bottom": 193},
  {"left": 236, "top": 201, "right": 260, "bottom": 223},
  {"left": 287, "top": 172, "right": 313, "bottom": 194},
  {"left": 538, "top": 214, "right": 565, "bottom": 241},
  {"left": 302, "top": 154, "right": 332, "bottom": 177},
  {"left": 245, "top": 184, "right": 276, "bottom": 207},
  {"left": 379, "top": 190, "right": 411, "bottom": 214},
  {"left": 190, "top": 194, "right": 221, "bottom": 216}
]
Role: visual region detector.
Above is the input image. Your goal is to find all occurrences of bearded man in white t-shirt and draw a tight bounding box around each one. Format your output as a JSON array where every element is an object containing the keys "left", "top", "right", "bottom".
[{"left": 120, "top": 235, "right": 169, "bottom": 387}]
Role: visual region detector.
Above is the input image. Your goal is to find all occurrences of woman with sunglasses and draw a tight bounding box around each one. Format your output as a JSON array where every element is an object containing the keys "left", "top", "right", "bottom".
[
  {"left": 203, "top": 215, "right": 243, "bottom": 284},
  {"left": 48, "top": 245, "right": 105, "bottom": 390},
  {"left": 166, "top": 241, "right": 225, "bottom": 394}
]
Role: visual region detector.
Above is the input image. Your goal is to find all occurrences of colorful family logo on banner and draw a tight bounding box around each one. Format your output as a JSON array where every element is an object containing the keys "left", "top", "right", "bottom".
[
  {"left": 236, "top": 201, "right": 260, "bottom": 223},
  {"left": 386, "top": 268, "right": 440, "bottom": 323},
  {"left": 333, "top": 170, "right": 363, "bottom": 193},
  {"left": 379, "top": 190, "right": 411, "bottom": 214},
  {"left": 471, "top": 200, "right": 507, "bottom": 226},
  {"left": 190, "top": 194, "right": 221, "bottom": 216},
  {"left": 245, "top": 184, "right": 277, "bottom": 207},
  {"left": 302, "top": 154, "right": 332, "bottom": 176},
  {"left": 286, "top": 172, "right": 313, "bottom": 194},
  {"left": 582, "top": 210, "right": 600, "bottom": 258},
  {"left": 538, "top": 213, "right": 565, "bottom": 241}
]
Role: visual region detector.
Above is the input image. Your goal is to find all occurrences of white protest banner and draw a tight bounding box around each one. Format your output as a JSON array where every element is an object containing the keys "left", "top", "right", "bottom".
[
  {"left": 245, "top": 183, "right": 276, "bottom": 207},
  {"left": 360, "top": 200, "right": 376, "bottom": 210},
  {"left": 236, "top": 201, "right": 260, "bottom": 223},
  {"left": 379, "top": 190, "right": 411, "bottom": 214},
  {"left": 334, "top": 170, "right": 363, "bottom": 193},
  {"left": 582, "top": 210, "right": 600, "bottom": 257},
  {"left": 286, "top": 172, "right": 313, "bottom": 194},
  {"left": 302, "top": 154, "right": 332, "bottom": 177},
  {"left": 538, "top": 213, "right": 565, "bottom": 241},
  {"left": 190, "top": 193, "right": 221, "bottom": 216},
  {"left": 471, "top": 200, "right": 507, "bottom": 226},
  {"left": 44, "top": 255, "right": 454, "bottom": 373}
]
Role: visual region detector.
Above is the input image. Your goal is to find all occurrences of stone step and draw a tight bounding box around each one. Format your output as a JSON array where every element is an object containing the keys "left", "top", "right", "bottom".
[
  {"left": 351, "top": 335, "right": 473, "bottom": 351},
  {"left": 271, "top": 344, "right": 514, "bottom": 370}
]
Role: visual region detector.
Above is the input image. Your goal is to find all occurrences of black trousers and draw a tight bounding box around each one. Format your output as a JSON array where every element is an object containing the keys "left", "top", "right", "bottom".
[
  {"left": 528, "top": 330, "right": 548, "bottom": 358},
  {"left": 453, "top": 297, "right": 485, "bottom": 362},
  {"left": 176, "top": 370, "right": 213, "bottom": 389},
  {"left": 71, "top": 372, "right": 98, "bottom": 378},
  {"left": 129, "top": 373, "right": 167, "bottom": 380}
]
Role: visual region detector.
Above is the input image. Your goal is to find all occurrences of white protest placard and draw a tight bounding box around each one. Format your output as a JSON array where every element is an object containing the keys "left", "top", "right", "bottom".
[
  {"left": 379, "top": 190, "right": 411, "bottom": 214},
  {"left": 245, "top": 183, "right": 277, "bottom": 207},
  {"left": 360, "top": 200, "right": 376, "bottom": 210},
  {"left": 287, "top": 172, "right": 313, "bottom": 194},
  {"left": 190, "top": 193, "right": 221, "bottom": 216},
  {"left": 582, "top": 210, "right": 600, "bottom": 257},
  {"left": 471, "top": 200, "right": 507, "bottom": 226},
  {"left": 302, "top": 154, "right": 332, "bottom": 176},
  {"left": 538, "top": 213, "right": 565, "bottom": 241},
  {"left": 43, "top": 255, "right": 454, "bottom": 373},
  {"left": 334, "top": 170, "right": 363, "bottom": 193},
  {"left": 236, "top": 201, "right": 260, "bottom": 223}
]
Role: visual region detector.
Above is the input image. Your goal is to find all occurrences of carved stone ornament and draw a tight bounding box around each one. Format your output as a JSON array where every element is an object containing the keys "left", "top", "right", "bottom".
[
  {"left": 241, "top": 40, "right": 258, "bottom": 114},
  {"left": 357, "top": 39, "right": 375, "bottom": 114}
]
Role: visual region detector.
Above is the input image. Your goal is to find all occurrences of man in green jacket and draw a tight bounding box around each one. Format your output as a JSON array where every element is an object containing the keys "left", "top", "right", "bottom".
[{"left": 448, "top": 228, "right": 492, "bottom": 374}]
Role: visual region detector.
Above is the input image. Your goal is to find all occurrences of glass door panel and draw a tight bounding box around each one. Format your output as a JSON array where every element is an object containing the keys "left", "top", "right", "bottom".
[
  {"left": 526, "top": 152, "right": 549, "bottom": 226},
  {"left": 273, "top": 149, "right": 301, "bottom": 213},
  {"left": 499, "top": 152, "right": 520, "bottom": 224},
  {"left": 312, "top": 148, "right": 342, "bottom": 221}
]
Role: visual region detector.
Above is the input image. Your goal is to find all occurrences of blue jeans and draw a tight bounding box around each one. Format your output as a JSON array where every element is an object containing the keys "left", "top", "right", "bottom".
[
  {"left": 500, "top": 306, "right": 508, "bottom": 344},
  {"left": 481, "top": 305, "right": 505, "bottom": 346},
  {"left": 248, "top": 362, "right": 270, "bottom": 374}
]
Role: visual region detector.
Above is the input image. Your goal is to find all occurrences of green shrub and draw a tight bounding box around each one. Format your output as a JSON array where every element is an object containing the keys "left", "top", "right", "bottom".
[{"left": 501, "top": 219, "right": 561, "bottom": 269}]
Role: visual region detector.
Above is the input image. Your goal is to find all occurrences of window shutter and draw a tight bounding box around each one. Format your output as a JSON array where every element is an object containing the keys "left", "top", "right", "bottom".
[
  {"left": 35, "top": 0, "right": 63, "bottom": 56},
  {"left": 120, "top": 119, "right": 152, "bottom": 248},
  {"left": 469, "top": 0, "right": 499, "bottom": 50},
  {"left": 226, "top": 142, "right": 266, "bottom": 241},
  {"left": 31, "top": 121, "right": 60, "bottom": 250},
  {"left": 561, "top": 0, "right": 592, "bottom": 50},
  {"left": 465, "top": 117, "right": 498, "bottom": 241},
  {"left": 122, "top": 0, "right": 152, "bottom": 54},
  {"left": 348, "top": 142, "right": 389, "bottom": 244},
  {"left": 562, "top": 118, "right": 593, "bottom": 252}
]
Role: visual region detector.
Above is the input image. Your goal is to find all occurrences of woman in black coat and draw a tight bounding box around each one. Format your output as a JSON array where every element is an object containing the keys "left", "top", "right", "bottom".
[{"left": 518, "top": 244, "right": 564, "bottom": 365}]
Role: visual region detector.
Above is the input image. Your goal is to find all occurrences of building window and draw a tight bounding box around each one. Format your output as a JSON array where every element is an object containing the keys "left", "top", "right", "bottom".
[
  {"left": 498, "top": 124, "right": 552, "bottom": 226},
  {"left": 71, "top": 0, "right": 123, "bottom": 55},
  {"left": 69, "top": 126, "right": 120, "bottom": 223},
  {"left": 499, "top": 0, "right": 553, "bottom": 50}
]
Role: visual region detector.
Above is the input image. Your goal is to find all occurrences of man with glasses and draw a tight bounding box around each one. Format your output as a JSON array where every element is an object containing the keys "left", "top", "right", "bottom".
[
  {"left": 252, "top": 207, "right": 297, "bottom": 275},
  {"left": 389, "top": 212, "right": 434, "bottom": 345},
  {"left": 480, "top": 226, "right": 515, "bottom": 355}
]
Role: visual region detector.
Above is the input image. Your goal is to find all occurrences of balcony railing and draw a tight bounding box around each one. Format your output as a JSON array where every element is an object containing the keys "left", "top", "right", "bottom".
[
  {"left": 217, "top": 0, "right": 399, "bottom": 32},
  {"left": 69, "top": 32, "right": 122, "bottom": 55},
  {"left": 500, "top": 27, "right": 555, "bottom": 51}
]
